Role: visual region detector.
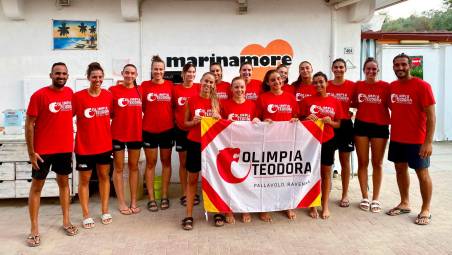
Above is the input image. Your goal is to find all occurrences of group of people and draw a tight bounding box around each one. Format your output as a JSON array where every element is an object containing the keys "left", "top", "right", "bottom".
[{"left": 24, "top": 53, "right": 436, "bottom": 247}]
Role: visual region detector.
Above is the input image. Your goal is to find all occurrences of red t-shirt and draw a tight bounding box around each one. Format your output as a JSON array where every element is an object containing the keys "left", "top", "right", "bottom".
[
  {"left": 389, "top": 77, "right": 436, "bottom": 144},
  {"left": 245, "top": 79, "right": 263, "bottom": 101},
  {"left": 26, "top": 86, "right": 73, "bottom": 155},
  {"left": 327, "top": 80, "right": 356, "bottom": 120},
  {"left": 295, "top": 84, "right": 316, "bottom": 103},
  {"left": 216, "top": 81, "right": 231, "bottom": 102},
  {"left": 300, "top": 95, "right": 343, "bottom": 143},
  {"left": 355, "top": 80, "right": 390, "bottom": 126},
  {"left": 221, "top": 99, "right": 257, "bottom": 121},
  {"left": 256, "top": 91, "right": 298, "bottom": 121},
  {"left": 73, "top": 89, "right": 113, "bottom": 155},
  {"left": 282, "top": 83, "right": 296, "bottom": 95},
  {"left": 187, "top": 95, "right": 214, "bottom": 143},
  {"left": 109, "top": 84, "right": 142, "bottom": 142},
  {"left": 172, "top": 83, "right": 200, "bottom": 130},
  {"left": 141, "top": 80, "right": 174, "bottom": 133}
]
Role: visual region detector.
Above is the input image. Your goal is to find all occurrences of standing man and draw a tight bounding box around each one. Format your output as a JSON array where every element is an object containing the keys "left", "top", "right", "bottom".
[
  {"left": 25, "top": 62, "right": 78, "bottom": 247},
  {"left": 386, "top": 53, "right": 436, "bottom": 225}
]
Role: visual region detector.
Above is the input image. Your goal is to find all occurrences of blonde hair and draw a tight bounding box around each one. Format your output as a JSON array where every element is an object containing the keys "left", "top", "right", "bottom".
[{"left": 201, "top": 72, "right": 220, "bottom": 115}]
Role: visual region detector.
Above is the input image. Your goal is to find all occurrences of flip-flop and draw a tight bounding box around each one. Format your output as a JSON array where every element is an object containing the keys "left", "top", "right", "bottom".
[
  {"left": 213, "top": 214, "right": 225, "bottom": 227},
  {"left": 339, "top": 199, "right": 350, "bottom": 208},
  {"left": 82, "top": 217, "right": 95, "bottom": 229},
  {"left": 386, "top": 207, "right": 411, "bottom": 216},
  {"left": 62, "top": 224, "right": 79, "bottom": 236},
  {"left": 415, "top": 214, "right": 432, "bottom": 225},
  {"left": 182, "top": 217, "right": 194, "bottom": 231},
  {"left": 101, "top": 213, "right": 113, "bottom": 225},
  {"left": 27, "top": 234, "right": 40, "bottom": 247},
  {"left": 180, "top": 196, "right": 187, "bottom": 206},
  {"left": 119, "top": 207, "right": 133, "bottom": 215},
  {"left": 147, "top": 200, "right": 158, "bottom": 212},
  {"left": 130, "top": 206, "right": 141, "bottom": 214}
]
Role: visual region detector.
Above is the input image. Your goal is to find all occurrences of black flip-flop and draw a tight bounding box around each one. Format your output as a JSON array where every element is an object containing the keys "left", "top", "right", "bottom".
[
  {"left": 180, "top": 196, "right": 187, "bottom": 206},
  {"left": 147, "top": 200, "right": 158, "bottom": 212},
  {"left": 213, "top": 214, "right": 225, "bottom": 227},
  {"left": 182, "top": 217, "right": 194, "bottom": 230},
  {"left": 386, "top": 207, "right": 411, "bottom": 216},
  {"left": 415, "top": 214, "right": 432, "bottom": 225}
]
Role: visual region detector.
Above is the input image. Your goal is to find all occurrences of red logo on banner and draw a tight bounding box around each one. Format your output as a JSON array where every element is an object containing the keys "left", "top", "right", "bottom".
[{"left": 216, "top": 147, "right": 251, "bottom": 184}]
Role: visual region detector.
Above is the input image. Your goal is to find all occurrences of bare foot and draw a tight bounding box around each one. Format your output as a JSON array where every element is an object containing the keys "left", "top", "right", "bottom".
[
  {"left": 320, "top": 209, "right": 330, "bottom": 219},
  {"left": 225, "top": 213, "right": 235, "bottom": 224},
  {"left": 286, "top": 209, "right": 296, "bottom": 220},
  {"left": 309, "top": 207, "right": 319, "bottom": 219},
  {"left": 241, "top": 213, "right": 251, "bottom": 223},
  {"left": 259, "top": 212, "right": 272, "bottom": 222}
]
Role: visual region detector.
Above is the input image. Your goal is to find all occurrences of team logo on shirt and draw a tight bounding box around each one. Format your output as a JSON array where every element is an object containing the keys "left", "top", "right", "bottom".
[
  {"left": 217, "top": 147, "right": 251, "bottom": 184},
  {"left": 310, "top": 105, "right": 335, "bottom": 116},
  {"left": 391, "top": 94, "right": 413, "bottom": 104},
  {"left": 146, "top": 93, "right": 171, "bottom": 102},
  {"left": 358, "top": 93, "right": 382, "bottom": 104},
  {"left": 117, "top": 98, "right": 141, "bottom": 107},
  {"left": 217, "top": 92, "right": 228, "bottom": 100},
  {"left": 194, "top": 108, "right": 213, "bottom": 117},
  {"left": 328, "top": 92, "right": 349, "bottom": 102},
  {"left": 177, "top": 97, "right": 187, "bottom": 106},
  {"left": 245, "top": 93, "right": 258, "bottom": 100},
  {"left": 295, "top": 92, "right": 311, "bottom": 102},
  {"left": 267, "top": 104, "right": 292, "bottom": 114},
  {"left": 228, "top": 113, "right": 251, "bottom": 121},
  {"left": 48, "top": 101, "right": 71, "bottom": 113},
  {"left": 83, "top": 107, "right": 110, "bottom": 118}
]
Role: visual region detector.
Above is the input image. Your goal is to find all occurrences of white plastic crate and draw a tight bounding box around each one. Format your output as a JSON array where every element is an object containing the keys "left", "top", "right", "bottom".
[
  {"left": 0, "top": 162, "right": 15, "bottom": 181},
  {"left": 15, "top": 179, "right": 68, "bottom": 198},
  {"left": 0, "top": 181, "right": 15, "bottom": 198},
  {"left": 15, "top": 162, "right": 57, "bottom": 180}
]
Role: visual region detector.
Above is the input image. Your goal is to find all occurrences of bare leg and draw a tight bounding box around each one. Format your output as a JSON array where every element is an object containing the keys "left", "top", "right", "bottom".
[
  {"left": 394, "top": 162, "right": 410, "bottom": 209},
  {"left": 28, "top": 179, "right": 45, "bottom": 236},
  {"left": 144, "top": 148, "right": 158, "bottom": 201},
  {"left": 178, "top": 151, "right": 188, "bottom": 198},
  {"left": 186, "top": 172, "right": 199, "bottom": 217},
  {"left": 127, "top": 149, "right": 141, "bottom": 209},
  {"left": 160, "top": 148, "right": 172, "bottom": 199},
  {"left": 339, "top": 151, "right": 351, "bottom": 205},
  {"left": 55, "top": 174, "right": 71, "bottom": 227},
  {"left": 415, "top": 168, "right": 432, "bottom": 217},
  {"left": 321, "top": 164, "right": 332, "bottom": 219},
  {"left": 78, "top": 170, "right": 93, "bottom": 219},
  {"left": 112, "top": 150, "right": 129, "bottom": 211},
  {"left": 370, "top": 138, "right": 387, "bottom": 201},
  {"left": 355, "top": 136, "right": 370, "bottom": 199},
  {"left": 97, "top": 164, "right": 111, "bottom": 215}
]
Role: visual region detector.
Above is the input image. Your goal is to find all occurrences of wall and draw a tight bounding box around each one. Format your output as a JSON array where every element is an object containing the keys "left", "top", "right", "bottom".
[{"left": 378, "top": 44, "right": 452, "bottom": 141}]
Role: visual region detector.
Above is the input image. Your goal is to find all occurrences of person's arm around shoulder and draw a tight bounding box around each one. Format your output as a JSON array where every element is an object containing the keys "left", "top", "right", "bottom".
[{"left": 25, "top": 115, "right": 43, "bottom": 170}]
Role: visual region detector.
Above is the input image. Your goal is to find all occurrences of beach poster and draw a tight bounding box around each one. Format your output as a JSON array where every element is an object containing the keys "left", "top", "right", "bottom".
[
  {"left": 53, "top": 20, "right": 97, "bottom": 50},
  {"left": 410, "top": 55, "right": 423, "bottom": 79}
]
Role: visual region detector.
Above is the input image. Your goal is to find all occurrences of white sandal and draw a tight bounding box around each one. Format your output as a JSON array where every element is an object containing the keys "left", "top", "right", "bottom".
[
  {"left": 359, "top": 198, "right": 370, "bottom": 211},
  {"left": 101, "top": 213, "right": 113, "bottom": 225},
  {"left": 370, "top": 200, "right": 382, "bottom": 213},
  {"left": 82, "top": 217, "right": 95, "bottom": 229}
]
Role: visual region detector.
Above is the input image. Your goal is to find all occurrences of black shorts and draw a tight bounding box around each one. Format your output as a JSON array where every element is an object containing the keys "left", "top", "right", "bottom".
[
  {"left": 321, "top": 138, "right": 337, "bottom": 166},
  {"left": 334, "top": 119, "right": 355, "bottom": 152},
  {"left": 31, "top": 153, "right": 73, "bottom": 180},
  {"left": 142, "top": 129, "right": 174, "bottom": 149},
  {"left": 354, "top": 120, "right": 389, "bottom": 139},
  {"left": 75, "top": 151, "right": 113, "bottom": 171},
  {"left": 388, "top": 141, "right": 430, "bottom": 170},
  {"left": 186, "top": 140, "right": 201, "bottom": 173},
  {"left": 174, "top": 127, "right": 189, "bottom": 152},
  {"left": 112, "top": 140, "right": 142, "bottom": 151}
]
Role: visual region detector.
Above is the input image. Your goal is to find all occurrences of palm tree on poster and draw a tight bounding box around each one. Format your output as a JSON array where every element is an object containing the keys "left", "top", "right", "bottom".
[
  {"left": 89, "top": 25, "right": 96, "bottom": 35},
  {"left": 78, "top": 22, "right": 87, "bottom": 34},
  {"left": 57, "top": 22, "right": 70, "bottom": 37}
]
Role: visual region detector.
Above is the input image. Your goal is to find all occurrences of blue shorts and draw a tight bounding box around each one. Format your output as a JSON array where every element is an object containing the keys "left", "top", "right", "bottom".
[{"left": 388, "top": 141, "right": 430, "bottom": 170}]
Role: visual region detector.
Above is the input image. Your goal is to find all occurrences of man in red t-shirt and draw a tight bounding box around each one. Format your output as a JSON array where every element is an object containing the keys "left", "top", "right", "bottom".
[
  {"left": 25, "top": 63, "right": 78, "bottom": 246},
  {"left": 386, "top": 54, "right": 436, "bottom": 225}
]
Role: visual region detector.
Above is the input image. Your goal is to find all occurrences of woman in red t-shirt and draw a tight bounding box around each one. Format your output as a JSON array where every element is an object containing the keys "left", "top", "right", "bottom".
[
  {"left": 73, "top": 62, "right": 113, "bottom": 228},
  {"left": 109, "top": 64, "right": 142, "bottom": 215},
  {"left": 239, "top": 62, "right": 262, "bottom": 101},
  {"left": 256, "top": 70, "right": 299, "bottom": 222},
  {"left": 292, "top": 61, "right": 316, "bottom": 103},
  {"left": 327, "top": 58, "right": 356, "bottom": 208},
  {"left": 141, "top": 56, "right": 174, "bottom": 212},
  {"left": 299, "top": 72, "right": 342, "bottom": 219},
  {"left": 277, "top": 64, "right": 295, "bottom": 95},
  {"left": 173, "top": 63, "right": 200, "bottom": 207},
  {"left": 181, "top": 72, "right": 221, "bottom": 230},
  {"left": 354, "top": 58, "right": 390, "bottom": 213},
  {"left": 219, "top": 76, "right": 259, "bottom": 225},
  {"left": 210, "top": 62, "right": 230, "bottom": 102}
]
